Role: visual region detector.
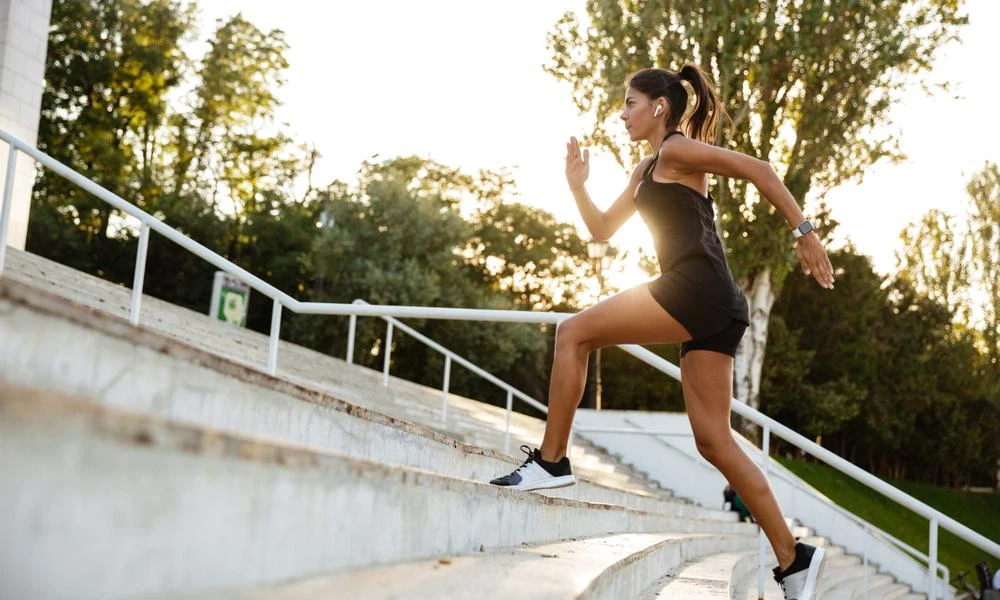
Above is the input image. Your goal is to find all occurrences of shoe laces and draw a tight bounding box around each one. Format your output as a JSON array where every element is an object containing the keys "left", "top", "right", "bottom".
[
  {"left": 514, "top": 444, "right": 536, "bottom": 473},
  {"left": 773, "top": 568, "right": 787, "bottom": 594}
]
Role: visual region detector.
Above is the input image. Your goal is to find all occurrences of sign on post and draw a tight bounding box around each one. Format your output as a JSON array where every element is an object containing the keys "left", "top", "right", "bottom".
[{"left": 209, "top": 271, "right": 250, "bottom": 327}]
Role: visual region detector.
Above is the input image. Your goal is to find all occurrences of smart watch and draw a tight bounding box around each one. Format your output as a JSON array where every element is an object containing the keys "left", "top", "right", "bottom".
[{"left": 791, "top": 220, "right": 815, "bottom": 239}]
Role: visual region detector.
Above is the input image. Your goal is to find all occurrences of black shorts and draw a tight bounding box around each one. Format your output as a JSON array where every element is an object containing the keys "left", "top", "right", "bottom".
[
  {"left": 646, "top": 271, "right": 749, "bottom": 358},
  {"left": 679, "top": 318, "right": 748, "bottom": 358}
]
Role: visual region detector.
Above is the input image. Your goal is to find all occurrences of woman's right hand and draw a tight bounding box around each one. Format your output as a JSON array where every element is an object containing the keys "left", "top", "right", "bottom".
[{"left": 565, "top": 136, "right": 589, "bottom": 191}]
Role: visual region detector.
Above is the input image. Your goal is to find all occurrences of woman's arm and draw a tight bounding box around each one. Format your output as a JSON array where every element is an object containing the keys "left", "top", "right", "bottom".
[
  {"left": 565, "top": 136, "right": 649, "bottom": 241},
  {"left": 661, "top": 136, "right": 835, "bottom": 289}
]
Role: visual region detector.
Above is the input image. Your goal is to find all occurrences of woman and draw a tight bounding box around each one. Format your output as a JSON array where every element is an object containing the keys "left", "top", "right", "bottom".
[{"left": 489, "top": 65, "right": 834, "bottom": 600}]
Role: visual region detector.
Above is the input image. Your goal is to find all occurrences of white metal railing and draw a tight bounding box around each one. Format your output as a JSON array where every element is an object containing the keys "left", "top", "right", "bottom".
[
  {"left": 348, "top": 298, "right": 548, "bottom": 455},
  {"left": 2, "top": 128, "right": 996, "bottom": 599}
]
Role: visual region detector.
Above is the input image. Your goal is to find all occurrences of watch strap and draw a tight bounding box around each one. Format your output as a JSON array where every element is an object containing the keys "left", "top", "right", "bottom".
[{"left": 792, "top": 220, "right": 814, "bottom": 239}]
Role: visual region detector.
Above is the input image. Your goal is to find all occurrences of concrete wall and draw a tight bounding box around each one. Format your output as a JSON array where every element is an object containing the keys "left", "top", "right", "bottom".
[{"left": 0, "top": 0, "right": 52, "bottom": 250}]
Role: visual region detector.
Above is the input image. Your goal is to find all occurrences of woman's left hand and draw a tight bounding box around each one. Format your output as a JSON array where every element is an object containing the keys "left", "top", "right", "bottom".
[{"left": 795, "top": 233, "right": 835, "bottom": 289}]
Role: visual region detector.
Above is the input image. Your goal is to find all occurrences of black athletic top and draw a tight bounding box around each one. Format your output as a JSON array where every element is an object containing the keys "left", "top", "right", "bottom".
[{"left": 634, "top": 131, "right": 749, "bottom": 325}]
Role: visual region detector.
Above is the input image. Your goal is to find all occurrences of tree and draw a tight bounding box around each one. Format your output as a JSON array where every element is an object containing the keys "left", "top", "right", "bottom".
[
  {"left": 896, "top": 163, "right": 1000, "bottom": 399},
  {"left": 291, "top": 157, "right": 572, "bottom": 405},
  {"left": 28, "top": 0, "right": 194, "bottom": 276},
  {"left": 896, "top": 209, "right": 972, "bottom": 323},
  {"left": 767, "top": 245, "right": 998, "bottom": 485},
  {"left": 965, "top": 163, "right": 1000, "bottom": 379},
  {"left": 467, "top": 196, "right": 592, "bottom": 312},
  {"left": 763, "top": 248, "right": 875, "bottom": 445},
  {"left": 544, "top": 0, "right": 967, "bottom": 423},
  {"left": 167, "top": 14, "right": 290, "bottom": 208}
]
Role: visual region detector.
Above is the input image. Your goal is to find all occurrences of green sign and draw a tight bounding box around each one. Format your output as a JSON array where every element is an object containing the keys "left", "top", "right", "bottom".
[{"left": 209, "top": 272, "right": 249, "bottom": 327}]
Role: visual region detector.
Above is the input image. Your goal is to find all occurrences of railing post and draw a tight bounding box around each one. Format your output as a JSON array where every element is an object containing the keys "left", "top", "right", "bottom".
[
  {"left": 928, "top": 517, "right": 939, "bottom": 600},
  {"left": 758, "top": 424, "right": 771, "bottom": 599},
  {"left": 440, "top": 355, "right": 451, "bottom": 422},
  {"left": 504, "top": 389, "right": 513, "bottom": 455},
  {"left": 382, "top": 320, "right": 393, "bottom": 387},
  {"left": 267, "top": 299, "right": 282, "bottom": 376},
  {"left": 129, "top": 222, "right": 150, "bottom": 326},
  {"left": 0, "top": 145, "right": 17, "bottom": 275},
  {"left": 346, "top": 314, "right": 357, "bottom": 364}
]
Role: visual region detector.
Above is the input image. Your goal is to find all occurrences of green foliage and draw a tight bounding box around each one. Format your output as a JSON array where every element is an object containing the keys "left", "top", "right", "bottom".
[
  {"left": 596, "top": 345, "right": 685, "bottom": 412},
  {"left": 896, "top": 162, "right": 1000, "bottom": 402},
  {"left": 29, "top": 0, "right": 194, "bottom": 279},
  {"left": 766, "top": 247, "right": 1000, "bottom": 487},
  {"left": 288, "top": 157, "right": 579, "bottom": 404},
  {"left": 965, "top": 163, "right": 1000, "bottom": 374},
  {"left": 897, "top": 209, "right": 972, "bottom": 322}
]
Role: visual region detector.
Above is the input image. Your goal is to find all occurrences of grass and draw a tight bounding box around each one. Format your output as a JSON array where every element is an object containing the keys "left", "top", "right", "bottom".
[{"left": 773, "top": 456, "right": 1000, "bottom": 587}]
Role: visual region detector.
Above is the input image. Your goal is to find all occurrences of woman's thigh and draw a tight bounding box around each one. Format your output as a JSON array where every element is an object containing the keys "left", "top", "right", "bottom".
[
  {"left": 559, "top": 284, "right": 695, "bottom": 350},
  {"left": 680, "top": 349, "right": 736, "bottom": 444}
]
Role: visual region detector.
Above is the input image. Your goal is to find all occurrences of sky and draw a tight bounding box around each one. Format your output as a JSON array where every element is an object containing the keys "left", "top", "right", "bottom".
[{"left": 192, "top": 0, "right": 999, "bottom": 290}]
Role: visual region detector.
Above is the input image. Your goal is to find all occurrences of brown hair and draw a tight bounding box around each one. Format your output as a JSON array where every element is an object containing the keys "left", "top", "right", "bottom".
[{"left": 626, "top": 65, "right": 724, "bottom": 143}]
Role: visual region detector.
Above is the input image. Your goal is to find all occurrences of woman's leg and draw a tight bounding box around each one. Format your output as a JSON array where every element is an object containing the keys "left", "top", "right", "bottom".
[
  {"left": 538, "top": 284, "right": 693, "bottom": 462},
  {"left": 679, "top": 349, "right": 797, "bottom": 570}
]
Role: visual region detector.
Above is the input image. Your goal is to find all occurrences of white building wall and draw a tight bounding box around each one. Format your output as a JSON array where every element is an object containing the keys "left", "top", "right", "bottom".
[{"left": 0, "top": 0, "right": 52, "bottom": 250}]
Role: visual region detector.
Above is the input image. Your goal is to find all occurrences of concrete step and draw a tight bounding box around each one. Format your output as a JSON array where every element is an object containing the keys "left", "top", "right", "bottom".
[
  {"left": 3, "top": 248, "right": 670, "bottom": 496},
  {"left": 731, "top": 555, "right": 786, "bottom": 600},
  {"left": 820, "top": 562, "right": 881, "bottom": 597},
  {"left": 824, "top": 572, "right": 894, "bottom": 599},
  {"left": 0, "top": 381, "right": 756, "bottom": 599},
  {"left": 644, "top": 549, "right": 762, "bottom": 599},
  {"left": 0, "top": 276, "right": 729, "bottom": 521},
  {"left": 217, "top": 533, "right": 757, "bottom": 600}
]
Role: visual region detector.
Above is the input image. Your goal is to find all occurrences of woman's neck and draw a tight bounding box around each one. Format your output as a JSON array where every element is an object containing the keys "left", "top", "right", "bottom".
[{"left": 645, "top": 125, "right": 671, "bottom": 152}]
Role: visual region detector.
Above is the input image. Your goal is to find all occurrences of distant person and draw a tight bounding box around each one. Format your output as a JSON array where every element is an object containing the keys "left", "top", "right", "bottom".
[
  {"left": 487, "top": 65, "right": 834, "bottom": 600},
  {"left": 723, "top": 484, "right": 753, "bottom": 523}
]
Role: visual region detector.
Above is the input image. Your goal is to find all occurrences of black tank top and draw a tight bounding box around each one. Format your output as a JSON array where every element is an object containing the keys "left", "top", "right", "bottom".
[{"left": 634, "top": 131, "right": 748, "bottom": 319}]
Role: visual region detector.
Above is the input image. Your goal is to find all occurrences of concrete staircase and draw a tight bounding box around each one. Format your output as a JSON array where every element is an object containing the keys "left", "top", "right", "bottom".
[{"left": 0, "top": 248, "right": 921, "bottom": 598}]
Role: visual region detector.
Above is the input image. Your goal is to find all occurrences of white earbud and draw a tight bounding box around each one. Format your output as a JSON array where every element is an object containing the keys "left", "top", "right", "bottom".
[{"left": 653, "top": 105, "right": 662, "bottom": 117}]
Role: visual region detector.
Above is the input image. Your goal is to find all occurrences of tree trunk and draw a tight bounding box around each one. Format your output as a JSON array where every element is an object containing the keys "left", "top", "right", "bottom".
[{"left": 733, "top": 267, "right": 777, "bottom": 438}]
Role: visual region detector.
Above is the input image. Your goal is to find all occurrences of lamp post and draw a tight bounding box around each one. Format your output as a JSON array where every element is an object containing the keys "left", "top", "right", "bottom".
[{"left": 587, "top": 240, "right": 609, "bottom": 411}]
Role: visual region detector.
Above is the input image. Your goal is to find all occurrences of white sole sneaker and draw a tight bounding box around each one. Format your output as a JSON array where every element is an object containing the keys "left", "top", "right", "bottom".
[{"left": 508, "top": 474, "right": 577, "bottom": 491}]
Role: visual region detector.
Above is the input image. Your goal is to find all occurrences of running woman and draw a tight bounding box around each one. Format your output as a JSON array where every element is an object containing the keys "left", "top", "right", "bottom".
[{"left": 489, "top": 65, "right": 833, "bottom": 599}]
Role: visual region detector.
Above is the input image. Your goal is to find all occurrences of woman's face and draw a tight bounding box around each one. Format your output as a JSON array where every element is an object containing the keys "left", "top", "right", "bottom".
[{"left": 619, "top": 87, "right": 661, "bottom": 141}]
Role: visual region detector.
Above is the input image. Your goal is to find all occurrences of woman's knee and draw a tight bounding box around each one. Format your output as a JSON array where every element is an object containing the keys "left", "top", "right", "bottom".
[
  {"left": 556, "top": 316, "right": 595, "bottom": 354},
  {"left": 694, "top": 432, "right": 737, "bottom": 465}
]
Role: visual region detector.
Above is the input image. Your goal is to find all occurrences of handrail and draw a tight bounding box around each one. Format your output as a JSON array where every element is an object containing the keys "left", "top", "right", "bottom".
[
  {"left": 350, "top": 299, "right": 550, "bottom": 415},
  {"left": 0, "top": 131, "right": 295, "bottom": 307},
  {"left": 349, "top": 299, "right": 549, "bottom": 454},
  {"left": 3, "top": 128, "right": 995, "bottom": 597}
]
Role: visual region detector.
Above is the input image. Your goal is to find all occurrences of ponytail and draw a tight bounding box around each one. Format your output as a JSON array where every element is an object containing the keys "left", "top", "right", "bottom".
[
  {"left": 678, "top": 64, "right": 723, "bottom": 144},
  {"left": 627, "top": 65, "right": 728, "bottom": 144}
]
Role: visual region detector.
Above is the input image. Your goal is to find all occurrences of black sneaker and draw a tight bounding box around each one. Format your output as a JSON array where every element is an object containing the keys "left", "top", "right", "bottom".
[
  {"left": 489, "top": 445, "right": 576, "bottom": 491},
  {"left": 773, "top": 542, "right": 826, "bottom": 600}
]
